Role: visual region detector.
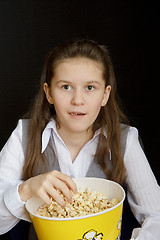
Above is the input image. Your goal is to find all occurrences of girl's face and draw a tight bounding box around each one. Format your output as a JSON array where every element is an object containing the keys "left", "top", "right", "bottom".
[{"left": 44, "top": 57, "right": 111, "bottom": 135}]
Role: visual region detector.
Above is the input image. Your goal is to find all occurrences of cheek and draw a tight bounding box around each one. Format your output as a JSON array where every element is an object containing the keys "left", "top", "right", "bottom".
[
  {"left": 52, "top": 95, "right": 69, "bottom": 114},
  {"left": 89, "top": 98, "right": 103, "bottom": 116},
  {"left": 52, "top": 91, "right": 66, "bottom": 105},
  {"left": 90, "top": 94, "right": 104, "bottom": 108},
  {"left": 53, "top": 100, "right": 65, "bottom": 111}
]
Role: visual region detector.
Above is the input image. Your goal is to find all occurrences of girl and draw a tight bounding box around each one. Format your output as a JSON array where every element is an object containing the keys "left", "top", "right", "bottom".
[{"left": 0, "top": 39, "right": 160, "bottom": 240}]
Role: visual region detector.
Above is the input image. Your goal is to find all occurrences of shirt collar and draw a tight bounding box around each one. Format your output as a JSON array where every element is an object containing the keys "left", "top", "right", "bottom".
[
  {"left": 41, "top": 118, "right": 57, "bottom": 153},
  {"left": 41, "top": 118, "right": 107, "bottom": 153}
]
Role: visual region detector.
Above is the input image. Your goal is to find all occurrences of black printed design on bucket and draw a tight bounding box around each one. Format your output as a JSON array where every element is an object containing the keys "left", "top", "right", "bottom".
[{"left": 78, "top": 229, "right": 103, "bottom": 240}]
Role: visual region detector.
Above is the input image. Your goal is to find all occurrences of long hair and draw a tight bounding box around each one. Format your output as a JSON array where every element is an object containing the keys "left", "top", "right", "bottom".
[{"left": 23, "top": 39, "right": 128, "bottom": 184}]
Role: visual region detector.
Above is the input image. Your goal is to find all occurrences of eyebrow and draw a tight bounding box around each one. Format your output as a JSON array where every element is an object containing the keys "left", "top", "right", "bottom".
[
  {"left": 56, "top": 80, "right": 72, "bottom": 84},
  {"left": 86, "top": 80, "right": 101, "bottom": 85},
  {"left": 56, "top": 80, "right": 101, "bottom": 85}
]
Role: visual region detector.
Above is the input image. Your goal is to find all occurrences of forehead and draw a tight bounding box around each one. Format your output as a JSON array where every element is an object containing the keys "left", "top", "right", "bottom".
[{"left": 53, "top": 57, "right": 104, "bottom": 80}]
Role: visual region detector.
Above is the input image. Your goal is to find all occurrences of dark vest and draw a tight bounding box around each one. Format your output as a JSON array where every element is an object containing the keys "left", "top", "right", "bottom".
[{"left": 21, "top": 119, "right": 128, "bottom": 179}]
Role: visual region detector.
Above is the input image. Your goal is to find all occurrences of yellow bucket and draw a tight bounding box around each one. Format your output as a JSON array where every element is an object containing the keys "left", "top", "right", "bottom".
[{"left": 26, "top": 178, "right": 125, "bottom": 240}]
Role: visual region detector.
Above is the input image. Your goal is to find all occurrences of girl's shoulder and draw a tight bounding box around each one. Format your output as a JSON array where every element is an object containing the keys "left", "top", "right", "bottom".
[
  {"left": 21, "top": 118, "right": 30, "bottom": 134},
  {"left": 120, "top": 123, "right": 139, "bottom": 145},
  {"left": 15, "top": 119, "right": 30, "bottom": 154},
  {"left": 120, "top": 124, "right": 139, "bottom": 156},
  {"left": 8, "top": 118, "right": 30, "bottom": 138},
  {"left": 0, "top": 119, "right": 30, "bottom": 156},
  {"left": 120, "top": 123, "right": 138, "bottom": 136},
  {"left": 14, "top": 119, "right": 30, "bottom": 139}
]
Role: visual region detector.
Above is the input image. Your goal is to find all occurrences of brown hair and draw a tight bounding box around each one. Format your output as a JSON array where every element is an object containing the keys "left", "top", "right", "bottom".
[{"left": 23, "top": 39, "right": 128, "bottom": 184}]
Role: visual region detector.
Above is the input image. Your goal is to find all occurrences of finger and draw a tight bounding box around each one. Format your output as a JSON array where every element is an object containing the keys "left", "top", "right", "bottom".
[
  {"left": 46, "top": 184, "right": 66, "bottom": 207},
  {"left": 52, "top": 171, "right": 78, "bottom": 194},
  {"left": 37, "top": 188, "right": 53, "bottom": 205},
  {"left": 51, "top": 178, "right": 73, "bottom": 203}
]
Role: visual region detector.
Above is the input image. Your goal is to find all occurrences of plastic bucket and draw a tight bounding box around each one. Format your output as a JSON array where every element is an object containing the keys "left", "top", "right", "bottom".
[{"left": 26, "top": 178, "right": 125, "bottom": 240}]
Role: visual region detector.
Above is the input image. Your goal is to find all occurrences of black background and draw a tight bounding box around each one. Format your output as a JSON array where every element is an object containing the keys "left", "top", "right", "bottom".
[
  {"left": 0, "top": 1, "right": 159, "bottom": 239},
  {"left": 0, "top": 0, "right": 159, "bottom": 185}
]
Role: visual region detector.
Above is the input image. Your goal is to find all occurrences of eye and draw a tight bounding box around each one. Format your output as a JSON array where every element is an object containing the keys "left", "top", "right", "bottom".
[
  {"left": 62, "top": 85, "right": 71, "bottom": 90},
  {"left": 86, "top": 85, "right": 95, "bottom": 91}
]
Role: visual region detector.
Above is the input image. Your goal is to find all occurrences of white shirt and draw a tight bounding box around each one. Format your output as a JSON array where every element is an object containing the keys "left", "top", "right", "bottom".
[{"left": 0, "top": 119, "right": 160, "bottom": 239}]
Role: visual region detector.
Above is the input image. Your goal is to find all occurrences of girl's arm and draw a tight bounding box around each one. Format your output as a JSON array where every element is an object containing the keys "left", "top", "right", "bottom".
[
  {"left": 0, "top": 120, "right": 77, "bottom": 235},
  {"left": 0, "top": 120, "right": 29, "bottom": 234},
  {"left": 124, "top": 127, "right": 160, "bottom": 240}
]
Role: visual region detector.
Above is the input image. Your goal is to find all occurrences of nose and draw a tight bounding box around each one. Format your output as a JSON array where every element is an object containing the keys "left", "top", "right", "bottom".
[{"left": 71, "top": 88, "right": 85, "bottom": 105}]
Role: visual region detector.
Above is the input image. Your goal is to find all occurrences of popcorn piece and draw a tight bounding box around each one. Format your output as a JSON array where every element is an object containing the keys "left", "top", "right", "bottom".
[{"left": 36, "top": 188, "right": 119, "bottom": 218}]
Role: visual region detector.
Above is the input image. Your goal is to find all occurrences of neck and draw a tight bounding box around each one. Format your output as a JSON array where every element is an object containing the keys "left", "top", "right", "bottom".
[
  {"left": 57, "top": 126, "right": 93, "bottom": 147},
  {"left": 57, "top": 126, "right": 93, "bottom": 162}
]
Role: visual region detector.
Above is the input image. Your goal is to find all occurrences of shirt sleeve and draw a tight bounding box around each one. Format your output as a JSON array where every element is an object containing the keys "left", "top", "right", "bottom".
[
  {"left": 0, "top": 119, "right": 31, "bottom": 235},
  {"left": 124, "top": 127, "right": 160, "bottom": 239}
]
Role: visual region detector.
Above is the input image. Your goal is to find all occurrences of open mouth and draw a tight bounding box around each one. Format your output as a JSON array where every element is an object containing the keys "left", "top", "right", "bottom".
[{"left": 70, "top": 112, "right": 86, "bottom": 116}]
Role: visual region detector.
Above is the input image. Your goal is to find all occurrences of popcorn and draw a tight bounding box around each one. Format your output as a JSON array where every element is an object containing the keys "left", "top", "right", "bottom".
[{"left": 36, "top": 188, "right": 119, "bottom": 218}]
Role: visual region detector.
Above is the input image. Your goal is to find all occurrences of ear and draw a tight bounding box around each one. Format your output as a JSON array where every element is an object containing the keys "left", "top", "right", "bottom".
[
  {"left": 43, "top": 83, "right": 54, "bottom": 104},
  {"left": 101, "top": 85, "right": 111, "bottom": 107}
]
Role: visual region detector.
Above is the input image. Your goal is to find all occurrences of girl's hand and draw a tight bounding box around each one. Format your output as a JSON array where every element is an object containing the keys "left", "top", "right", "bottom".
[{"left": 18, "top": 170, "right": 78, "bottom": 207}]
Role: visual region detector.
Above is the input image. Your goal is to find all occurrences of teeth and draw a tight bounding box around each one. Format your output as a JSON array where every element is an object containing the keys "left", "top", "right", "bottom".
[
  {"left": 70, "top": 113, "right": 84, "bottom": 115},
  {"left": 71, "top": 113, "right": 79, "bottom": 115}
]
